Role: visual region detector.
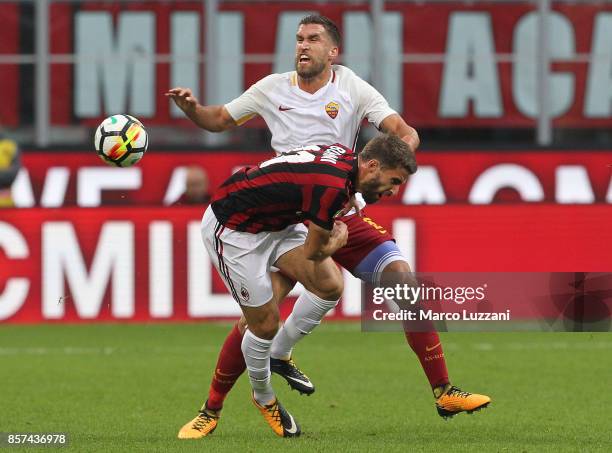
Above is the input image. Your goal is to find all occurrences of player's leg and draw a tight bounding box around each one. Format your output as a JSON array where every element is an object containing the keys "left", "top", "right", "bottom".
[
  {"left": 204, "top": 322, "right": 245, "bottom": 413},
  {"left": 268, "top": 243, "right": 344, "bottom": 390},
  {"left": 269, "top": 286, "right": 331, "bottom": 395},
  {"left": 239, "top": 293, "right": 300, "bottom": 438},
  {"left": 240, "top": 225, "right": 342, "bottom": 437},
  {"left": 179, "top": 208, "right": 300, "bottom": 438},
  {"left": 365, "top": 256, "right": 491, "bottom": 417},
  {"left": 203, "top": 271, "right": 294, "bottom": 417},
  {"left": 182, "top": 281, "right": 298, "bottom": 439},
  {"left": 350, "top": 232, "right": 491, "bottom": 418},
  {"left": 213, "top": 216, "right": 301, "bottom": 437},
  {"left": 364, "top": 254, "right": 451, "bottom": 393}
]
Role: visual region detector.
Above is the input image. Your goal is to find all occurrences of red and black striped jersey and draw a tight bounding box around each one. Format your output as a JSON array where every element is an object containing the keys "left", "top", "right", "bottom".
[{"left": 211, "top": 144, "right": 357, "bottom": 233}]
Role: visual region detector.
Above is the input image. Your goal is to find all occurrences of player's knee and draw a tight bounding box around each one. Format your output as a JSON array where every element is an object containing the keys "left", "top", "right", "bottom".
[
  {"left": 255, "top": 310, "right": 280, "bottom": 340},
  {"left": 379, "top": 259, "right": 416, "bottom": 291},
  {"left": 383, "top": 260, "right": 412, "bottom": 274},
  {"left": 313, "top": 274, "right": 343, "bottom": 300},
  {"left": 320, "top": 285, "right": 343, "bottom": 301}
]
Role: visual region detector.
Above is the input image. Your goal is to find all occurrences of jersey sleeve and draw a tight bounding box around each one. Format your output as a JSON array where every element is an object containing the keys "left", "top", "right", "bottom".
[
  {"left": 354, "top": 77, "right": 397, "bottom": 129},
  {"left": 303, "top": 186, "right": 348, "bottom": 230},
  {"left": 224, "top": 78, "right": 268, "bottom": 125}
]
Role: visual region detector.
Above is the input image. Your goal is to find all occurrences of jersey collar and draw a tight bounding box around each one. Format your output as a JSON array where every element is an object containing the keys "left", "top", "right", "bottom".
[{"left": 292, "top": 69, "right": 335, "bottom": 99}]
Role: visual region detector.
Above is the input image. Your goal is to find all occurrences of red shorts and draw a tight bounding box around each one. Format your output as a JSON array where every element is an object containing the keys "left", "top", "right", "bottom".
[{"left": 332, "top": 212, "right": 395, "bottom": 273}]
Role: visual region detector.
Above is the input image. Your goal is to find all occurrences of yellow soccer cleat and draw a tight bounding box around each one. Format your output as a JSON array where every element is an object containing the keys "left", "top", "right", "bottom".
[
  {"left": 435, "top": 385, "right": 491, "bottom": 419},
  {"left": 177, "top": 404, "right": 220, "bottom": 439},
  {"left": 252, "top": 396, "right": 301, "bottom": 437}
]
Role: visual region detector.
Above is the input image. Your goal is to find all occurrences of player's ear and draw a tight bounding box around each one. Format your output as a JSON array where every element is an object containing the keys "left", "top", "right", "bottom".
[
  {"left": 366, "top": 159, "right": 380, "bottom": 172},
  {"left": 329, "top": 46, "right": 339, "bottom": 59}
]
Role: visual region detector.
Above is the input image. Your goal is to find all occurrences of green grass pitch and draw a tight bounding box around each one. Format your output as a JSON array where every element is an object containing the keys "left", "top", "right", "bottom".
[{"left": 1, "top": 323, "right": 611, "bottom": 452}]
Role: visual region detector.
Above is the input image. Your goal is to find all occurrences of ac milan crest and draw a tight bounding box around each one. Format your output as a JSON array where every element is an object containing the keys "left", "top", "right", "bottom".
[{"left": 240, "top": 285, "right": 250, "bottom": 302}]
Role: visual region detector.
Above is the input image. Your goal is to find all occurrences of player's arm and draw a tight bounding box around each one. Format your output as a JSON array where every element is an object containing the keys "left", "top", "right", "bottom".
[
  {"left": 165, "top": 87, "right": 237, "bottom": 132},
  {"left": 379, "top": 113, "right": 420, "bottom": 153},
  {"left": 353, "top": 74, "right": 420, "bottom": 153},
  {"left": 303, "top": 221, "right": 348, "bottom": 261}
]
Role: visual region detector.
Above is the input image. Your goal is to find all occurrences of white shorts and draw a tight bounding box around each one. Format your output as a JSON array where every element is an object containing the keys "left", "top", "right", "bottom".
[{"left": 201, "top": 206, "right": 307, "bottom": 307}]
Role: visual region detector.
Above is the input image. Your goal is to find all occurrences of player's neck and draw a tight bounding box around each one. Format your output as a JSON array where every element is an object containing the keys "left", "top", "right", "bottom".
[{"left": 297, "top": 67, "right": 332, "bottom": 94}]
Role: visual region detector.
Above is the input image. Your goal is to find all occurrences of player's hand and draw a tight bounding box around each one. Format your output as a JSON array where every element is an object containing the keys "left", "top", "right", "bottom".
[
  {"left": 165, "top": 87, "right": 199, "bottom": 115},
  {"left": 330, "top": 220, "right": 348, "bottom": 249}
]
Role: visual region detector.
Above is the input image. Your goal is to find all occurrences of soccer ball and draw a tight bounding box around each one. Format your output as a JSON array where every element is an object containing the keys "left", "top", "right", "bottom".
[{"left": 94, "top": 114, "right": 148, "bottom": 167}]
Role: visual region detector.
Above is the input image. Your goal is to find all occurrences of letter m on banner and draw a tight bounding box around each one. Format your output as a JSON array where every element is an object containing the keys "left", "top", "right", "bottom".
[
  {"left": 74, "top": 12, "right": 155, "bottom": 117},
  {"left": 42, "top": 222, "right": 134, "bottom": 319}
]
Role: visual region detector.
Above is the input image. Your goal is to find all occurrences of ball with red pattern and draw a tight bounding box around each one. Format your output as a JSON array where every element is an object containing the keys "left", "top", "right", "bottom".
[{"left": 94, "top": 114, "right": 148, "bottom": 167}]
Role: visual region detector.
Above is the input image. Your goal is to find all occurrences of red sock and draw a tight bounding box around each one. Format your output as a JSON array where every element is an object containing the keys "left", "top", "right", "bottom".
[
  {"left": 207, "top": 323, "right": 246, "bottom": 410},
  {"left": 404, "top": 329, "right": 449, "bottom": 390}
]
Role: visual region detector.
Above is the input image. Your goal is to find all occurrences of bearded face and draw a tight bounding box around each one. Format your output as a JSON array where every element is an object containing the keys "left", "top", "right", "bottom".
[
  {"left": 294, "top": 24, "right": 336, "bottom": 80},
  {"left": 295, "top": 53, "right": 327, "bottom": 79},
  {"left": 357, "top": 163, "right": 409, "bottom": 204},
  {"left": 359, "top": 174, "right": 386, "bottom": 204}
]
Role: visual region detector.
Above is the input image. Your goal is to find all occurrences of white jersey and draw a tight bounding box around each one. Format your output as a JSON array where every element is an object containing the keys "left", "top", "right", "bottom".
[{"left": 224, "top": 65, "right": 396, "bottom": 155}]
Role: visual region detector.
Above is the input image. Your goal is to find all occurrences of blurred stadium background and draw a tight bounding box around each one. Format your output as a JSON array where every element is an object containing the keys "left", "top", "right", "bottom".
[{"left": 1, "top": 0, "right": 611, "bottom": 451}]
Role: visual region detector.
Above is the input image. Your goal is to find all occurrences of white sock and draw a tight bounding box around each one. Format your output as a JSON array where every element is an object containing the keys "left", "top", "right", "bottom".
[
  {"left": 270, "top": 290, "right": 339, "bottom": 360},
  {"left": 241, "top": 329, "right": 275, "bottom": 405}
]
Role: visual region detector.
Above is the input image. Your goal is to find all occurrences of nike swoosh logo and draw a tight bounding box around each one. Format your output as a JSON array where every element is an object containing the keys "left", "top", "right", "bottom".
[
  {"left": 285, "top": 375, "right": 314, "bottom": 388},
  {"left": 216, "top": 368, "right": 240, "bottom": 377},
  {"left": 425, "top": 342, "right": 441, "bottom": 352},
  {"left": 278, "top": 106, "right": 295, "bottom": 111},
  {"left": 285, "top": 414, "right": 298, "bottom": 434}
]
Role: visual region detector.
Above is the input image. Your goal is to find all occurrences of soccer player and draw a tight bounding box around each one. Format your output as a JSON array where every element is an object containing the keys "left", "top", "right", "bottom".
[
  {"left": 0, "top": 134, "right": 20, "bottom": 208},
  {"left": 197, "top": 136, "right": 416, "bottom": 437},
  {"left": 168, "top": 15, "right": 490, "bottom": 438}
]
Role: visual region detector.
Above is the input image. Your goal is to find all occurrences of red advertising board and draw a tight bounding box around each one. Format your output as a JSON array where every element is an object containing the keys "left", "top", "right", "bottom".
[
  {"left": 1, "top": 205, "right": 611, "bottom": 323},
  {"left": 14, "top": 151, "right": 612, "bottom": 207},
  {"left": 0, "top": 3, "right": 20, "bottom": 126}
]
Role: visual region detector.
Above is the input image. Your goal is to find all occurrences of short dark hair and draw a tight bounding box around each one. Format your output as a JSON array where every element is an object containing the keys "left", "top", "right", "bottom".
[
  {"left": 360, "top": 134, "right": 417, "bottom": 175},
  {"left": 298, "top": 15, "right": 341, "bottom": 47}
]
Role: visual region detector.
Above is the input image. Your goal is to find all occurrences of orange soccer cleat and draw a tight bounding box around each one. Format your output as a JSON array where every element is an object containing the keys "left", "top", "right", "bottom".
[
  {"left": 252, "top": 396, "right": 301, "bottom": 437},
  {"left": 435, "top": 385, "right": 491, "bottom": 419},
  {"left": 177, "top": 402, "right": 220, "bottom": 439}
]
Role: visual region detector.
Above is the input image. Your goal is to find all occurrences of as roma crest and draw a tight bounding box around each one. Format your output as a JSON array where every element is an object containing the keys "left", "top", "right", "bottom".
[{"left": 325, "top": 101, "right": 340, "bottom": 119}]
